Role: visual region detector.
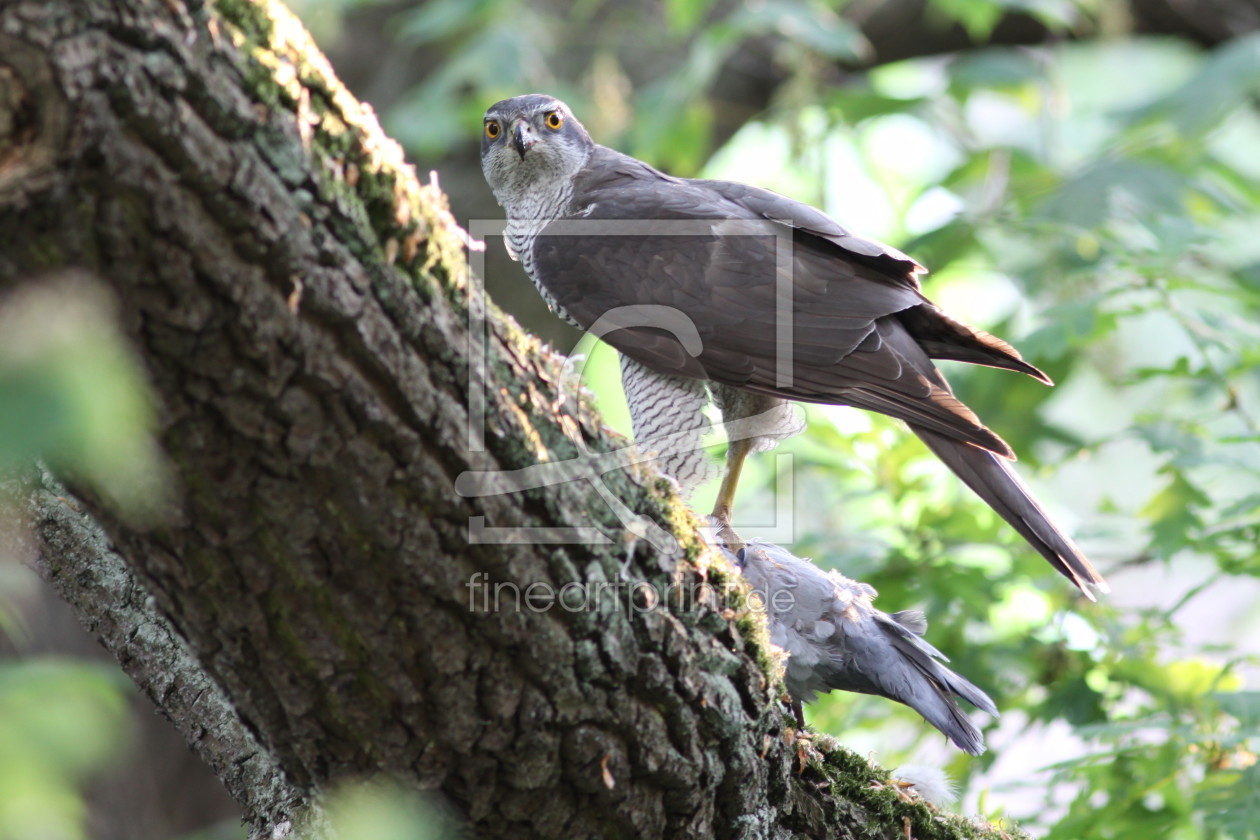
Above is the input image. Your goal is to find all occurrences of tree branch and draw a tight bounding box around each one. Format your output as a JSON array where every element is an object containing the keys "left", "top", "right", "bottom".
[
  {"left": 0, "top": 1, "right": 1023, "bottom": 837},
  {"left": 19, "top": 469, "right": 298, "bottom": 839}
]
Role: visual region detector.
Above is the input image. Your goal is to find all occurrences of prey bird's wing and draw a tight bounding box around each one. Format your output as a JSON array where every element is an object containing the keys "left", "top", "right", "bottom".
[{"left": 735, "top": 541, "right": 998, "bottom": 755}]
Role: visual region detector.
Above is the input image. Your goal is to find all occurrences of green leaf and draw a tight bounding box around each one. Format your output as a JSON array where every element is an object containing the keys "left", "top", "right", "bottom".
[
  {"left": 1036, "top": 160, "right": 1190, "bottom": 228},
  {"left": 827, "top": 89, "right": 926, "bottom": 124},
  {"left": 929, "top": 0, "right": 1005, "bottom": 40},
  {"left": 900, "top": 218, "right": 978, "bottom": 272},
  {"left": 728, "top": 0, "right": 866, "bottom": 61},
  {"left": 324, "top": 779, "right": 451, "bottom": 840},
  {"left": 1139, "top": 468, "right": 1211, "bottom": 557},
  {"left": 1038, "top": 674, "right": 1106, "bottom": 727},
  {"left": 1215, "top": 691, "right": 1260, "bottom": 732},
  {"left": 0, "top": 660, "right": 131, "bottom": 840},
  {"left": 0, "top": 278, "right": 164, "bottom": 515},
  {"left": 395, "top": 0, "right": 503, "bottom": 44},
  {"left": 1126, "top": 32, "right": 1260, "bottom": 137},
  {"left": 948, "top": 48, "right": 1044, "bottom": 94},
  {"left": 1200, "top": 763, "right": 1260, "bottom": 839},
  {"left": 1019, "top": 295, "right": 1121, "bottom": 360},
  {"left": 663, "top": 0, "right": 716, "bottom": 33}
]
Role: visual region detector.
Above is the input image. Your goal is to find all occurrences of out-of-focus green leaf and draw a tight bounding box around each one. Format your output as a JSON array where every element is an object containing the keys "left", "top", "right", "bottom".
[
  {"left": 323, "top": 778, "right": 452, "bottom": 840},
  {"left": 0, "top": 276, "right": 165, "bottom": 516},
  {"left": 928, "top": 0, "right": 1006, "bottom": 40},
  {"left": 901, "top": 218, "right": 978, "bottom": 272},
  {"left": 631, "top": 61, "right": 721, "bottom": 173},
  {"left": 395, "top": 0, "right": 504, "bottom": 44},
  {"left": 1216, "top": 691, "right": 1260, "bottom": 731},
  {"left": 1115, "top": 657, "right": 1240, "bottom": 706},
  {"left": 1139, "top": 468, "right": 1211, "bottom": 557},
  {"left": 388, "top": 15, "right": 560, "bottom": 155},
  {"left": 1199, "top": 763, "right": 1260, "bottom": 840},
  {"left": 1127, "top": 33, "right": 1260, "bottom": 137},
  {"left": 1020, "top": 295, "right": 1121, "bottom": 360},
  {"left": 729, "top": 0, "right": 867, "bottom": 61},
  {"left": 1038, "top": 674, "right": 1107, "bottom": 727},
  {"left": 0, "top": 660, "right": 131, "bottom": 840},
  {"left": 663, "top": 0, "right": 715, "bottom": 33},
  {"left": 827, "top": 89, "right": 926, "bottom": 125},
  {"left": 948, "top": 49, "right": 1045, "bottom": 94},
  {"left": 1036, "top": 160, "right": 1190, "bottom": 227}
]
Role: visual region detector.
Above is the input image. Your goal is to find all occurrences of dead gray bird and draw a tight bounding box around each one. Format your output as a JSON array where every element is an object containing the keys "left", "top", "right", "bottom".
[
  {"left": 480, "top": 93, "right": 1108, "bottom": 599},
  {"left": 727, "top": 539, "right": 999, "bottom": 755}
]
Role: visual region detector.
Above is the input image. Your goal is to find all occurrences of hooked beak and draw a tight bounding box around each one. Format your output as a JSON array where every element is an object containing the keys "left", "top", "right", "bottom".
[{"left": 511, "top": 119, "right": 536, "bottom": 160}]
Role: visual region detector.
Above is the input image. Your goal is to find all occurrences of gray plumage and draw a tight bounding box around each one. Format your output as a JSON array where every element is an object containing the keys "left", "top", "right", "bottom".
[
  {"left": 730, "top": 540, "right": 999, "bottom": 755},
  {"left": 619, "top": 355, "right": 804, "bottom": 496},
  {"left": 480, "top": 93, "right": 1108, "bottom": 598},
  {"left": 618, "top": 355, "right": 716, "bottom": 495}
]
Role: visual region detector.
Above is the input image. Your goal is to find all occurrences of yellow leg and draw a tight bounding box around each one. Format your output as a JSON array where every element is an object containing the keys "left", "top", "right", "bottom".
[{"left": 712, "top": 437, "right": 751, "bottom": 553}]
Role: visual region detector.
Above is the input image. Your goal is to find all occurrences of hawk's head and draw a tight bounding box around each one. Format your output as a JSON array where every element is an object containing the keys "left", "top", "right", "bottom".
[{"left": 481, "top": 94, "right": 594, "bottom": 209}]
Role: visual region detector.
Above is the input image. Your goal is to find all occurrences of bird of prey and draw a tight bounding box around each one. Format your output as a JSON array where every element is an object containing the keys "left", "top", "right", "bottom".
[
  {"left": 729, "top": 540, "right": 998, "bottom": 755},
  {"left": 480, "top": 93, "right": 1108, "bottom": 599}
]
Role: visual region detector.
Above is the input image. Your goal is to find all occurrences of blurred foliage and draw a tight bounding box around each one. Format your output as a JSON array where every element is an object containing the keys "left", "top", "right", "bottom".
[
  {"left": 315, "top": 0, "right": 876, "bottom": 171},
  {"left": 0, "top": 277, "right": 165, "bottom": 516},
  {"left": 304, "top": 0, "right": 1107, "bottom": 172},
  {"left": 294, "top": 0, "right": 1260, "bottom": 835},
  {"left": 322, "top": 778, "right": 453, "bottom": 839},
  {"left": 0, "top": 277, "right": 162, "bottom": 837},
  {"left": 0, "top": 660, "right": 131, "bottom": 840}
]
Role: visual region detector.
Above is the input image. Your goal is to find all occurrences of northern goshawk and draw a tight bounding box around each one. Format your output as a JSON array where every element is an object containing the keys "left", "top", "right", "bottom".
[{"left": 480, "top": 93, "right": 1107, "bottom": 600}]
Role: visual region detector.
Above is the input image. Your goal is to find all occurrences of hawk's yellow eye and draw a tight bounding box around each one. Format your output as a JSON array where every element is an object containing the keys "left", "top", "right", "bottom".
[
  {"left": 545, "top": 111, "right": 563, "bottom": 130},
  {"left": 485, "top": 121, "right": 500, "bottom": 139}
]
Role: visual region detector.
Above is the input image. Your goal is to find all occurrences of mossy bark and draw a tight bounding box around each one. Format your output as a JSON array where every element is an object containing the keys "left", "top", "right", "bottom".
[{"left": 0, "top": 1, "right": 1025, "bottom": 838}]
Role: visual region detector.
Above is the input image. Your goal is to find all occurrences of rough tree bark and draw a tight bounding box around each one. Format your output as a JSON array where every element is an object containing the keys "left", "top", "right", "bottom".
[{"left": 0, "top": 1, "right": 1021, "bottom": 838}]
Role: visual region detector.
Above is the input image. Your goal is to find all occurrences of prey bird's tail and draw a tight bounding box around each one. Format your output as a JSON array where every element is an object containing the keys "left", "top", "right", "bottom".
[
  {"left": 876, "top": 610, "right": 998, "bottom": 756},
  {"left": 910, "top": 424, "right": 1108, "bottom": 600}
]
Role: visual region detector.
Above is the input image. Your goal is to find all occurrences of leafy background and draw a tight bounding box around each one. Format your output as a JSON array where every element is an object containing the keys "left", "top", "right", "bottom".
[{"left": 1, "top": 0, "right": 1258, "bottom": 837}]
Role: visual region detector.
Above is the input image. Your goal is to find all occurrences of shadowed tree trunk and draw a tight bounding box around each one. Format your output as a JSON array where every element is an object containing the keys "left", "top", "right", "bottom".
[{"left": 0, "top": 1, "right": 1022, "bottom": 838}]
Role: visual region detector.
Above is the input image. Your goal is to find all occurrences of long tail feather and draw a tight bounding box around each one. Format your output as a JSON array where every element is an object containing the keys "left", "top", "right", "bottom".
[
  {"left": 876, "top": 613, "right": 998, "bottom": 755},
  {"left": 911, "top": 424, "right": 1108, "bottom": 599}
]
